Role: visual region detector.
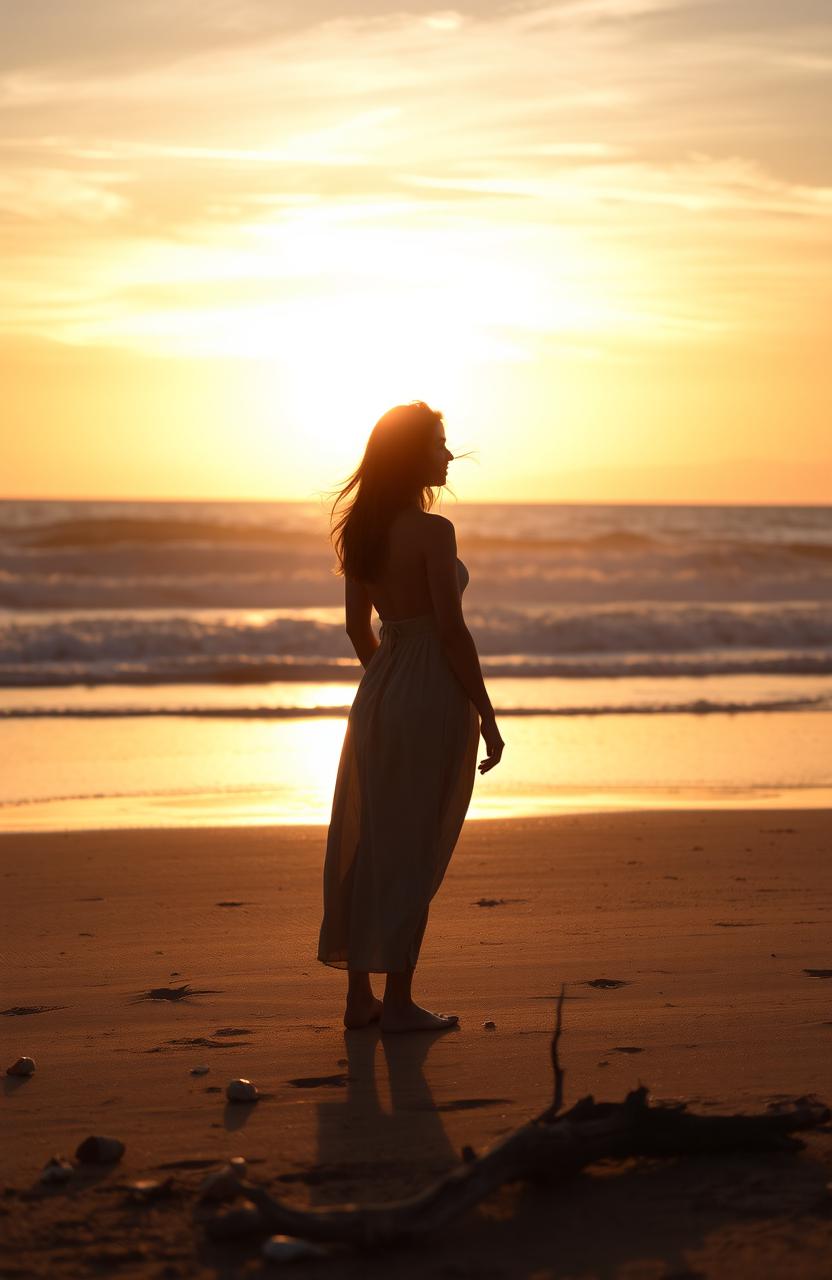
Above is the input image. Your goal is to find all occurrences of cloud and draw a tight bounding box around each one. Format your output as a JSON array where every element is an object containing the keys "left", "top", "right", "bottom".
[
  {"left": 1, "top": 0, "right": 829, "bottom": 360},
  {"left": 0, "top": 166, "right": 130, "bottom": 221}
]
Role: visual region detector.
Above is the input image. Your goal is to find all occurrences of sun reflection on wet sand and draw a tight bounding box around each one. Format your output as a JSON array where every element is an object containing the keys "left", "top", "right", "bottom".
[{"left": 1, "top": 708, "right": 830, "bottom": 832}]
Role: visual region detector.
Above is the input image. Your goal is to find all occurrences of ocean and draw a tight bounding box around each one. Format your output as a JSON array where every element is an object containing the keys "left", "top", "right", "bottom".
[{"left": 2, "top": 499, "right": 831, "bottom": 828}]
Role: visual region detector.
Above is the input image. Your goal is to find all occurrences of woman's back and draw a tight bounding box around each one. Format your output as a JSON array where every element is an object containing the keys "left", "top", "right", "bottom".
[{"left": 363, "top": 508, "right": 443, "bottom": 622}]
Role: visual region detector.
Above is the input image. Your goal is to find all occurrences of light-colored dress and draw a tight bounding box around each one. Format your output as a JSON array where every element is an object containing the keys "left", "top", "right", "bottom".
[{"left": 316, "top": 559, "right": 480, "bottom": 973}]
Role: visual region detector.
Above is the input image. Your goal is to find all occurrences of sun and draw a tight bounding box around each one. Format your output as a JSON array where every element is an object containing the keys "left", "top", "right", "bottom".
[{"left": 230, "top": 285, "right": 521, "bottom": 477}]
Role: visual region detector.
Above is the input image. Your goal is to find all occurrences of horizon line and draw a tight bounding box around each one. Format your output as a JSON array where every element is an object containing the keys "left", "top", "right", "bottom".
[{"left": 2, "top": 495, "right": 830, "bottom": 509}]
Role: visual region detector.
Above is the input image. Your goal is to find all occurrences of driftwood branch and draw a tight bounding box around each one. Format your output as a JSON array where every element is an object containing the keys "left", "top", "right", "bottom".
[{"left": 207, "top": 984, "right": 829, "bottom": 1249}]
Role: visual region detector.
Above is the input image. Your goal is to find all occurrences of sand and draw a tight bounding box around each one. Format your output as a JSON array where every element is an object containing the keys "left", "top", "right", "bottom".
[{"left": 1, "top": 808, "right": 831, "bottom": 1278}]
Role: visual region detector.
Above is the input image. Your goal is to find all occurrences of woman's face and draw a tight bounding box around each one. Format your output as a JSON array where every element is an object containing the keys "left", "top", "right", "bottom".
[{"left": 425, "top": 419, "right": 454, "bottom": 487}]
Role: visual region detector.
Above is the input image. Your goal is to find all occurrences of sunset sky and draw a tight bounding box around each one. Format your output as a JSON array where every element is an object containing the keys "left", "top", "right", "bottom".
[{"left": 3, "top": 0, "right": 831, "bottom": 502}]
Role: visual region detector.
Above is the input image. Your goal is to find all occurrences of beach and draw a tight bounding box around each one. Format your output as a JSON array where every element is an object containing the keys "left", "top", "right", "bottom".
[
  {"left": 3, "top": 498, "right": 831, "bottom": 1274},
  {"left": 3, "top": 808, "right": 832, "bottom": 1277}
]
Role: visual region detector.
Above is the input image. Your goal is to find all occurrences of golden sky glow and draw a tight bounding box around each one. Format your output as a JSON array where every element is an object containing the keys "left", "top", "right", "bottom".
[{"left": 3, "top": 1, "right": 831, "bottom": 502}]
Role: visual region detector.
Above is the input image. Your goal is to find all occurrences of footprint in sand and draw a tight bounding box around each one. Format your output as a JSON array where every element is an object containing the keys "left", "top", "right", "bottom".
[
  {"left": 162, "top": 1036, "right": 252, "bottom": 1050},
  {"left": 473, "top": 898, "right": 528, "bottom": 908},
  {"left": 1, "top": 1005, "right": 65, "bottom": 1017},
  {"left": 132, "top": 984, "right": 222, "bottom": 1003}
]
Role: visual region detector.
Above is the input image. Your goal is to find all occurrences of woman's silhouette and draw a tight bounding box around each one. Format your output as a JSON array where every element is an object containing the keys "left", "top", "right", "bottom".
[{"left": 317, "top": 402, "right": 504, "bottom": 1032}]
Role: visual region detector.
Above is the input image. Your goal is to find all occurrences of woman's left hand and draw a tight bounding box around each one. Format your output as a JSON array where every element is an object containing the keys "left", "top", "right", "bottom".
[{"left": 478, "top": 713, "right": 504, "bottom": 774}]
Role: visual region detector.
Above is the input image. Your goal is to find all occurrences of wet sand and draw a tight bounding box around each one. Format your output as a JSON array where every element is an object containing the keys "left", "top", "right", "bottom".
[{"left": 2, "top": 809, "right": 832, "bottom": 1277}]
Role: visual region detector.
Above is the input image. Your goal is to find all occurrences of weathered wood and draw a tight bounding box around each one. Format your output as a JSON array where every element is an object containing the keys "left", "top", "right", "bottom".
[{"left": 205, "top": 987, "right": 830, "bottom": 1249}]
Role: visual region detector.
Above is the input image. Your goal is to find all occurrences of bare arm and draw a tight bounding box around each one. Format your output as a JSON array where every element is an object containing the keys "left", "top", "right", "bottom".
[{"left": 344, "top": 575, "right": 379, "bottom": 669}]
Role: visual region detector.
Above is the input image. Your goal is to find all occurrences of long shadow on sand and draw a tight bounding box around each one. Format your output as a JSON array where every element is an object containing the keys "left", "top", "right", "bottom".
[{"left": 291, "top": 1029, "right": 464, "bottom": 1205}]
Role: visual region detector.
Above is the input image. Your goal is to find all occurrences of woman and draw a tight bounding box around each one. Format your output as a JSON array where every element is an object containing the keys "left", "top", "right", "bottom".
[{"left": 317, "top": 401, "right": 504, "bottom": 1033}]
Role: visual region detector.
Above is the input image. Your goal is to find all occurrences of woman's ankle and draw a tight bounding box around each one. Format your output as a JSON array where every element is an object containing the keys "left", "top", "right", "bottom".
[{"left": 382, "top": 993, "right": 413, "bottom": 1010}]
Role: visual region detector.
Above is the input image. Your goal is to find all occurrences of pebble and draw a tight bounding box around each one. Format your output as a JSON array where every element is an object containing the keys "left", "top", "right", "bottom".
[
  {"left": 75, "top": 1135, "right": 126, "bottom": 1165},
  {"left": 190, "top": 1065, "right": 210, "bottom": 1076},
  {"left": 6, "top": 1057, "right": 35, "bottom": 1077},
  {"left": 262, "top": 1234, "right": 329, "bottom": 1263},
  {"left": 483, "top": 1020, "right": 496, "bottom": 1029},
  {"left": 226, "top": 1078, "right": 258, "bottom": 1103},
  {"left": 39, "top": 1156, "right": 74, "bottom": 1184}
]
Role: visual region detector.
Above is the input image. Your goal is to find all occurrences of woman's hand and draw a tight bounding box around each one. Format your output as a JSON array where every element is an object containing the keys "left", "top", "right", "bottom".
[{"left": 478, "top": 712, "right": 504, "bottom": 774}]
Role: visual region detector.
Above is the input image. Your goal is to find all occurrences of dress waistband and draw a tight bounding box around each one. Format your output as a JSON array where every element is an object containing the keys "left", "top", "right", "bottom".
[{"left": 378, "top": 613, "right": 437, "bottom": 647}]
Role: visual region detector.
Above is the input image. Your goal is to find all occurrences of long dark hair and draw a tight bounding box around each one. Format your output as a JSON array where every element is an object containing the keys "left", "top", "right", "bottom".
[{"left": 330, "top": 401, "right": 444, "bottom": 582}]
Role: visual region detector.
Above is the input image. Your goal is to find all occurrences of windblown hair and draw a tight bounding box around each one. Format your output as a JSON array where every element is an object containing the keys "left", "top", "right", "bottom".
[{"left": 330, "top": 401, "right": 444, "bottom": 582}]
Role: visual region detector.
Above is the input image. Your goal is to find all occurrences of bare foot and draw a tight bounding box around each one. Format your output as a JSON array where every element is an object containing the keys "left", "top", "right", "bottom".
[
  {"left": 343, "top": 994, "right": 383, "bottom": 1029},
  {"left": 380, "top": 1001, "right": 460, "bottom": 1033}
]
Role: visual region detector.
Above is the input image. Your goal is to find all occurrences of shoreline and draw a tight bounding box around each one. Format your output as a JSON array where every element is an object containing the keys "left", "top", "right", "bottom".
[{"left": 3, "top": 783, "right": 832, "bottom": 834}]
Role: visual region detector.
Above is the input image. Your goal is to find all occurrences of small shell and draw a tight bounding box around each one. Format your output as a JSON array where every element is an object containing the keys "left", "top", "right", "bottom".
[
  {"left": 127, "top": 1177, "right": 174, "bottom": 1202},
  {"left": 262, "top": 1234, "right": 328, "bottom": 1263},
  {"left": 6, "top": 1056, "right": 35, "bottom": 1077},
  {"left": 226, "top": 1078, "right": 258, "bottom": 1103},
  {"left": 483, "top": 1020, "right": 496, "bottom": 1029},
  {"left": 190, "top": 1065, "right": 210, "bottom": 1076},
  {"left": 75, "top": 1135, "right": 126, "bottom": 1165},
  {"left": 39, "top": 1156, "right": 74, "bottom": 1184}
]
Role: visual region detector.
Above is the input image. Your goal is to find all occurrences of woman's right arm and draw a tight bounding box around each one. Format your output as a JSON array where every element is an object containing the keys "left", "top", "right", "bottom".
[
  {"left": 344, "top": 574, "right": 379, "bottom": 669},
  {"left": 424, "top": 515, "right": 504, "bottom": 773}
]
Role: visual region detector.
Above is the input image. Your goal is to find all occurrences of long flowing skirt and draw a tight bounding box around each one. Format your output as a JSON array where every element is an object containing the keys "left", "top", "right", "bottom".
[{"left": 316, "top": 614, "right": 479, "bottom": 973}]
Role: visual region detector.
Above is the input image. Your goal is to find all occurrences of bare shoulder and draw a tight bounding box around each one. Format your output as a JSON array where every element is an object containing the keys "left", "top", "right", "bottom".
[
  {"left": 392, "top": 509, "right": 456, "bottom": 562},
  {"left": 419, "top": 511, "right": 456, "bottom": 548}
]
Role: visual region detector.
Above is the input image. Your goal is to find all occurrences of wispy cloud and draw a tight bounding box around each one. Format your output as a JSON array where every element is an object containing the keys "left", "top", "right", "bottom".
[
  {"left": 1, "top": 0, "right": 830, "bottom": 361},
  {"left": 0, "top": 167, "right": 131, "bottom": 221}
]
